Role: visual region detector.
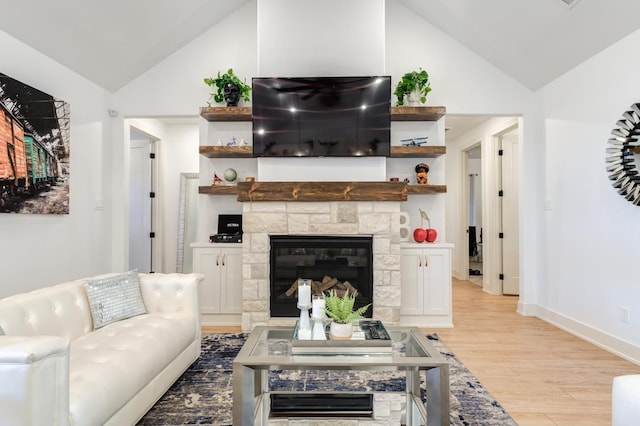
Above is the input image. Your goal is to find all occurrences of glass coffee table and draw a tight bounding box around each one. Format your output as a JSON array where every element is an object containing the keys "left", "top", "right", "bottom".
[{"left": 232, "top": 325, "right": 449, "bottom": 425}]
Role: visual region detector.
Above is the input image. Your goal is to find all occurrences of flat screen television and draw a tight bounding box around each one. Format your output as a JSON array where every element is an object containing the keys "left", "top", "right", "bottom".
[{"left": 252, "top": 76, "right": 391, "bottom": 157}]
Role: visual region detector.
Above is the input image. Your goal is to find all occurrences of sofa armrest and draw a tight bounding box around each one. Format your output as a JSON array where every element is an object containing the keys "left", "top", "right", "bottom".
[
  {"left": 612, "top": 374, "right": 640, "bottom": 426},
  {"left": 139, "top": 273, "right": 204, "bottom": 316},
  {"left": 0, "top": 336, "right": 70, "bottom": 426}
]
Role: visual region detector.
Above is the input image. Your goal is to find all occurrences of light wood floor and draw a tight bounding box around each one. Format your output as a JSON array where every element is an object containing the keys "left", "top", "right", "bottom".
[
  {"left": 437, "top": 279, "right": 639, "bottom": 426},
  {"left": 203, "top": 278, "right": 640, "bottom": 425}
]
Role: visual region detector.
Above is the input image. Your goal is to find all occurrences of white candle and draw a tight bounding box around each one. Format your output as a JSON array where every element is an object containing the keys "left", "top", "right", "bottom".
[
  {"left": 312, "top": 296, "right": 325, "bottom": 319},
  {"left": 298, "top": 279, "right": 311, "bottom": 307}
]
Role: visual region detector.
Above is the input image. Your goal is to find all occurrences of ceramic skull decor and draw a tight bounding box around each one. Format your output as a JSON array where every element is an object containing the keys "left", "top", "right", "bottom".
[{"left": 223, "top": 83, "right": 240, "bottom": 107}]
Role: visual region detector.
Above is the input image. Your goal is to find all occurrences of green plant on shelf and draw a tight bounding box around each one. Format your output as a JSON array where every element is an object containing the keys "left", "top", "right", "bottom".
[
  {"left": 204, "top": 68, "right": 251, "bottom": 106},
  {"left": 394, "top": 67, "right": 432, "bottom": 106}
]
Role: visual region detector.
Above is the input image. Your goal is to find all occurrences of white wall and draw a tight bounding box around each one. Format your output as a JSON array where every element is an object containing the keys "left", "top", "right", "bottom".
[
  {"left": 257, "top": 0, "right": 385, "bottom": 76},
  {"left": 0, "top": 31, "right": 112, "bottom": 297},
  {"left": 538, "top": 28, "right": 640, "bottom": 362}
]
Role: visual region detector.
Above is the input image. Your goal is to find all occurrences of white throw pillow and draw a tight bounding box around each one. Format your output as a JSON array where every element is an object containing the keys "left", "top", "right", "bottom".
[{"left": 84, "top": 270, "right": 147, "bottom": 329}]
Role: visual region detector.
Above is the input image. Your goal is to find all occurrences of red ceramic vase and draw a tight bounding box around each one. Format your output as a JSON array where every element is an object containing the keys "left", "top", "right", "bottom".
[{"left": 425, "top": 228, "right": 437, "bottom": 243}]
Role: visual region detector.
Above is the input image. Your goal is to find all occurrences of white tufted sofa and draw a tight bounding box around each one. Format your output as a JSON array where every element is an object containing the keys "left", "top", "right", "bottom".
[
  {"left": 0, "top": 272, "right": 204, "bottom": 426},
  {"left": 612, "top": 374, "right": 640, "bottom": 426}
]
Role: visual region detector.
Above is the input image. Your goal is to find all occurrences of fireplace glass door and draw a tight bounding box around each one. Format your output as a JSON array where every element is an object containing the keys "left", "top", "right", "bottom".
[{"left": 270, "top": 235, "right": 374, "bottom": 317}]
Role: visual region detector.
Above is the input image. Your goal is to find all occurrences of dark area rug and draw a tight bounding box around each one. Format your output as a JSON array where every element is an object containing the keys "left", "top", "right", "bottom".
[{"left": 138, "top": 333, "right": 516, "bottom": 425}]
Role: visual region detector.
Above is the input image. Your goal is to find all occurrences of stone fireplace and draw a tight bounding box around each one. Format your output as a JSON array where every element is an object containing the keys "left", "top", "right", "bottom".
[{"left": 240, "top": 201, "right": 403, "bottom": 331}]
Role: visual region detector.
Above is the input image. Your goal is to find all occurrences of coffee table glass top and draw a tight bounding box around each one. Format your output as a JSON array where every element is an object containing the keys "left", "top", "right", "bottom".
[{"left": 242, "top": 325, "right": 446, "bottom": 367}]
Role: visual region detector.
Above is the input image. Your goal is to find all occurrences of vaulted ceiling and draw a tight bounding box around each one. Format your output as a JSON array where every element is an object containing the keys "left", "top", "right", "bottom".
[{"left": 1, "top": 0, "right": 639, "bottom": 93}]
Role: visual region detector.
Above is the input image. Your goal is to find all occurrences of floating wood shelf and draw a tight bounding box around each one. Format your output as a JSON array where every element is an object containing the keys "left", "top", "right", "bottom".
[
  {"left": 390, "top": 146, "right": 446, "bottom": 158},
  {"left": 236, "top": 181, "right": 409, "bottom": 202},
  {"left": 198, "top": 185, "right": 239, "bottom": 195},
  {"left": 199, "top": 146, "right": 252, "bottom": 158},
  {"left": 199, "top": 106, "right": 446, "bottom": 122},
  {"left": 199, "top": 106, "right": 252, "bottom": 121},
  {"left": 390, "top": 106, "right": 446, "bottom": 121},
  {"left": 407, "top": 184, "right": 447, "bottom": 194}
]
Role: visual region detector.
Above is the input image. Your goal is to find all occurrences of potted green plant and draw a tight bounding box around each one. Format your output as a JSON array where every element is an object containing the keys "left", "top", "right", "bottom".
[
  {"left": 324, "top": 289, "right": 371, "bottom": 340},
  {"left": 393, "top": 67, "right": 432, "bottom": 106},
  {"left": 204, "top": 68, "right": 251, "bottom": 107}
]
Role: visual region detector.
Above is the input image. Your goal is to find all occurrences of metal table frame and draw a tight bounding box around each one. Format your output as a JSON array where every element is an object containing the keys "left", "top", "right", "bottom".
[{"left": 232, "top": 326, "right": 449, "bottom": 425}]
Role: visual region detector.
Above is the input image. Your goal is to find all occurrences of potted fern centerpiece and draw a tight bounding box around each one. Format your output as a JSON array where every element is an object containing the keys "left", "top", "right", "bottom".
[{"left": 324, "top": 290, "right": 371, "bottom": 340}]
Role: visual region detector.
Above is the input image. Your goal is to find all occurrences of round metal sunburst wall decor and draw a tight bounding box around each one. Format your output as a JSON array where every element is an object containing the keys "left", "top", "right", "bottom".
[{"left": 607, "top": 103, "right": 640, "bottom": 205}]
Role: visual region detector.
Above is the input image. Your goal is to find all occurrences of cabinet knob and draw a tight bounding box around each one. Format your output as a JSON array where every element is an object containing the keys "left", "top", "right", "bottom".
[
  {"left": 216, "top": 254, "right": 220, "bottom": 266},
  {"left": 418, "top": 255, "right": 422, "bottom": 267},
  {"left": 424, "top": 255, "right": 428, "bottom": 268},
  {"left": 221, "top": 254, "right": 226, "bottom": 266}
]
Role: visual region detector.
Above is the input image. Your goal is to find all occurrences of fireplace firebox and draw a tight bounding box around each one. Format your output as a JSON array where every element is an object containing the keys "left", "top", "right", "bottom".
[{"left": 270, "top": 235, "right": 374, "bottom": 318}]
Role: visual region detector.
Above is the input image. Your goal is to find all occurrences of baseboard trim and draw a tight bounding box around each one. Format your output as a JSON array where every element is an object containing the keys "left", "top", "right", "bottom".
[
  {"left": 517, "top": 301, "right": 537, "bottom": 316},
  {"left": 537, "top": 306, "right": 640, "bottom": 366}
]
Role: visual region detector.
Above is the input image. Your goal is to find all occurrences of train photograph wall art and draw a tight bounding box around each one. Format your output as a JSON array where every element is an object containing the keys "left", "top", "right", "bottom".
[{"left": 0, "top": 72, "right": 70, "bottom": 214}]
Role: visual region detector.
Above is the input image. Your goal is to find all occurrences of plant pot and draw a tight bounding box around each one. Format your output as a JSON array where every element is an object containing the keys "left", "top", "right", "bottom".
[
  {"left": 405, "top": 88, "right": 422, "bottom": 106},
  {"left": 330, "top": 321, "right": 353, "bottom": 340}
]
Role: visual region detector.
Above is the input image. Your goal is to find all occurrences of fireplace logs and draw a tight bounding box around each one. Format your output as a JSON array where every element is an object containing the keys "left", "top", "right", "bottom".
[{"left": 285, "top": 276, "right": 359, "bottom": 298}]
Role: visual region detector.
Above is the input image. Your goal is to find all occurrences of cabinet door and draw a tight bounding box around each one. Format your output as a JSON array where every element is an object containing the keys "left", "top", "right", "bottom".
[
  {"left": 193, "top": 248, "right": 222, "bottom": 314},
  {"left": 422, "top": 248, "right": 451, "bottom": 315},
  {"left": 400, "top": 247, "right": 424, "bottom": 316},
  {"left": 219, "top": 247, "right": 243, "bottom": 314}
]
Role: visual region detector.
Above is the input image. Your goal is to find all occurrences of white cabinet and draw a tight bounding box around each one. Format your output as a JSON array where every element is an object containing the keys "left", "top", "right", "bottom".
[
  {"left": 192, "top": 243, "right": 242, "bottom": 325},
  {"left": 400, "top": 243, "right": 454, "bottom": 327}
]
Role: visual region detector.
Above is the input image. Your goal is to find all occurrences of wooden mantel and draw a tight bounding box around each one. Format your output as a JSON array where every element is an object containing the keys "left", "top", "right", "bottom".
[
  {"left": 198, "top": 182, "right": 446, "bottom": 200},
  {"left": 236, "top": 181, "right": 408, "bottom": 202},
  {"left": 196, "top": 181, "right": 446, "bottom": 202}
]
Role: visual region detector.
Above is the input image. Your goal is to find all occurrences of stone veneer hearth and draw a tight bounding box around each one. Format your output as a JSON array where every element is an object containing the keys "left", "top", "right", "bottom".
[{"left": 241, "top": 201, "right": 403, "bottom": 331}]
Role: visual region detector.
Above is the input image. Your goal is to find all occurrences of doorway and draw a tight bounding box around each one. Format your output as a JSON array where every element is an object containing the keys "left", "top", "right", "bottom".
[
  {"left": 466, "top": 144, "right": 483, "bottom": 287},
  {"left": 450, "top": 116, "right": 520, "bottom": 296},
  {"left": 129, "top": 128, "right": 158, "bottom": 273},
  {"left": 483, "top": 121, "right": 520, "bottom": 295}
]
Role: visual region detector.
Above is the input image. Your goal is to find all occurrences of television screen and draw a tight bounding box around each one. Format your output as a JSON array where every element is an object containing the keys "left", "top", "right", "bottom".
[{"left": 252, "top": 76, "right": 391, "bottom": 157}]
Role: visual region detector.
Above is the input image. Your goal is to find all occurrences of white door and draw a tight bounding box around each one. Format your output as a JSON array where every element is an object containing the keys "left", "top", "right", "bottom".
[
  {"left": 501, "top": 131, "right": 520, "bottom": 295},
  {"left": 129, "top": 138, "right": 153, "bottom": 273}
]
